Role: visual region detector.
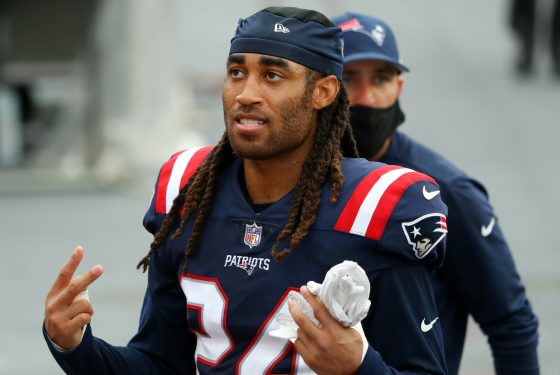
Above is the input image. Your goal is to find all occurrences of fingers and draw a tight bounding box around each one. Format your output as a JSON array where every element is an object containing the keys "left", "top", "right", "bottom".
[
  {"left": 48, "top": 246, "right": 84, "bottom": 297},
  {"left": 57, "top": 299, "right": 95, "bottom": 333},
  {"left": 288, "top": 287, "right": 336, "bottom": 348},
  {"left": 46, "top": 310, "right": 94, "bottom": 350},
  {"left": 290, "top": 287, "right": 364, "bottom": 374},
  {"left": 67, "top": 301, "right": 94, "bottom": 332},
  {"left": 306, "top": 281, "right": 321, "bottom": 295},
  {"left": 292, "top": 330, "right": 310, "bottom": 358},
  {"left": 70, "top": 312, "right": 94, "bottom": 331},
  {"left": 44, "top": 294, "right": 96, "bottom": 349},
  {"left": 47, "top": 246, "right": 104, "bottom": 308},
  {"left": 61, "top": 264, "right": 104, "bottom": 305},
  {"left": 44, "top": 247, "right": 103, "bottom": 350},
  {"left": 66, "top": 298, "right": 94, "bottom": 319},
  {"left": 288, "top": 297, "right": 319, "bottom": 335},
  {"left": 299, "top": 286, "right": 336, "bottom": 326},
  {"left": 287, "top": 301, "right": 313, "bottom": 357}
]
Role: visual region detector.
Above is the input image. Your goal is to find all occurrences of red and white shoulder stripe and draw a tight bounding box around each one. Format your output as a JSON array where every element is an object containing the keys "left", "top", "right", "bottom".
[
  {"left": 154, "top": 146, "right": 214, "bottom": 214},
  {"left": 334, "top": 165, "right": 437, "bottom": 240}
]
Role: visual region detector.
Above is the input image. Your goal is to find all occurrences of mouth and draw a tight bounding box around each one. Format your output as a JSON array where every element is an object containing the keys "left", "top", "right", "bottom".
[{"left": 233, "top": 114, "right": 268, "bottom": 132}]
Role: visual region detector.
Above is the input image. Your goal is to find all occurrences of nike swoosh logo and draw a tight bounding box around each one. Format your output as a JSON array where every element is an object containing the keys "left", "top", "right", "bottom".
[
  {"left": 481, "top": 217, "right": 496, "bottom": 237},
  {"left": 421, "top": 317, "right": 439, "bottom": 332},
  {"left": 422, "top": 186, "right": 440, "bottom": 200}
]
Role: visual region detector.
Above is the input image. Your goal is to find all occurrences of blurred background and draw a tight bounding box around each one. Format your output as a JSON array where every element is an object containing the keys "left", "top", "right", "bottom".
[{"left": 1, "top": 0, "right": 559, "bottom": 374}]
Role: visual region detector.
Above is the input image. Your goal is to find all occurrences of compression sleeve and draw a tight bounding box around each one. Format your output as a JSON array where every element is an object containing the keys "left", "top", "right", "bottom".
[{"left": 355, "top": 263, "right": 447, "bottom": 375}]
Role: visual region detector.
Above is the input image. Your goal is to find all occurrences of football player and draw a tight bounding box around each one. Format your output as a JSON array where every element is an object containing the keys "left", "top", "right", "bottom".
[
  {"left": 332, "top": 11, "right": 540, "bottom": 375},
  {"left": 43, "top": 7, "right": 449, "bottom": 374}
]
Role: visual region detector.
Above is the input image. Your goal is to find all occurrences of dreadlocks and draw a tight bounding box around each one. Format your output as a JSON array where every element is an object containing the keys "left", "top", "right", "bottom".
[{"left": 137, "top": 70, "right": 358, "bottom": 272}]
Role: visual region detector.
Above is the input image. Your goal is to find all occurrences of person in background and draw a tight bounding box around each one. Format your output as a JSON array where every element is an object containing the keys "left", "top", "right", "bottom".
[
  {"left": 510, "top": 0, "right": 560, "bottom": 76},
  {"left": 332, "top": 11, "right": 540, "bottom": 375},
  {"left": 43, "top": 7, "right": 449, "bottom": 374}
]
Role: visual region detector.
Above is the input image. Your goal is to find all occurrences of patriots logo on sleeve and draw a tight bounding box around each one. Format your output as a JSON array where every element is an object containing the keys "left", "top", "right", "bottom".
[{"left": 402, "top": 213, "right": 448, "bottom": 259}]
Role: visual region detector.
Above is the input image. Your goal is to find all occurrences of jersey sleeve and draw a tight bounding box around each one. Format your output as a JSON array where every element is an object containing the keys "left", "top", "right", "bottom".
[
  {"left": 335, "top": 164, "right": 448, "bottom": 269},
  {"left": 355, "top": 264, "right": 447, "bottom": 374},
  {"left": 43, "top": 242, "right": 197, "bottom": 374},
  {"left": 143, "top": 146, "right": 215, "bottom": 235},
  {"left": 441, "top": 177, "right": 539, "bottom": 374}
]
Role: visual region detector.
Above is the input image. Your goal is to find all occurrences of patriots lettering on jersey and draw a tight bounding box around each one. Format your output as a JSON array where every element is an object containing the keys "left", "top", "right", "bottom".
[
  {"left": 224, "top": 254, "right": 270, "bottom": 275},
  {"left": 402, "top": 213, "right": 448, "bottom": 259},
  {"left": 154, "top": 146, "right": 214, "bottom": 214},
  {"left": 335, "top": 165, "right": 436, "bottom": 240}
]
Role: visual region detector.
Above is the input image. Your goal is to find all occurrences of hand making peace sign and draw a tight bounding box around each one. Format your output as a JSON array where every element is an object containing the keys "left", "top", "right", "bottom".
[{"left": 44, "top": 246, "right": 104, "bottom": 350}]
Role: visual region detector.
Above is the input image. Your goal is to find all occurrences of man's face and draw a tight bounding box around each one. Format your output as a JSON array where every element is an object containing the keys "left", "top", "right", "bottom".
[
  {"left": 222, "top": 53, "right": 317, "bottom": 160},
  {"left": 342, "top": 60, "right": 403, "bottom": 109}
]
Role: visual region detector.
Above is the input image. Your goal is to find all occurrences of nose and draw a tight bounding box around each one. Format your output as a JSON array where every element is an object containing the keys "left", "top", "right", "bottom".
[
  {"left": 236, "top": 76, "right": 262, "bottom": 106},
  {"left": 351, "top": 82, "right": 376, "bottom": 107}
]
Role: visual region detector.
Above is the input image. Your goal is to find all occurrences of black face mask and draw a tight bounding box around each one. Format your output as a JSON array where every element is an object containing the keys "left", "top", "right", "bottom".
[{"left": 349, "top": 101, "right": 405, "bottom": 160}]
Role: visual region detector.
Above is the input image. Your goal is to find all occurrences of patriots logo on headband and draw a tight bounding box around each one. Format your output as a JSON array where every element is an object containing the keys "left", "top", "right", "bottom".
[{"left": 402, "top": 213, "right": 448, "bottom": 259}]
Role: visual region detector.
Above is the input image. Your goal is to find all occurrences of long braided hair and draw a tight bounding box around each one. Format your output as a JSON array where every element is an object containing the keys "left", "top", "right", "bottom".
[{"left": 137, "top": 70, "right": 358, "bottom": 272}]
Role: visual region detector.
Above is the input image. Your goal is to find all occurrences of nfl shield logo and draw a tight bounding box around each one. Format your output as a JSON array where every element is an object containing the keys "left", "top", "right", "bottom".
[{"left": 244, "top": 222, "right": 262, "bottom": 249}]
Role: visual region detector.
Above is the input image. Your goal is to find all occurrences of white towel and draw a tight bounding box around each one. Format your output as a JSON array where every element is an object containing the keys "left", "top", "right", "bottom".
[{"left": 307, "top": 260, "right": 371, "bottom": 327}]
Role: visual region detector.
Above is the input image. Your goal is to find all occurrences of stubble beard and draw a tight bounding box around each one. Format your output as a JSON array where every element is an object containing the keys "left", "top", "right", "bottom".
[{"left": 223, "top": 85, "right": 315, "bottom": 160}]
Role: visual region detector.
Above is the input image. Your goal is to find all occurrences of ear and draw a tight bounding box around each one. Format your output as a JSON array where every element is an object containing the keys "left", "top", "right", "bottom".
[
  {"left": 312, "top": 75, "right": 339, "bottom": 110},
  {"left": 396, "top": 75, "right": 404, "bottom": 97}
]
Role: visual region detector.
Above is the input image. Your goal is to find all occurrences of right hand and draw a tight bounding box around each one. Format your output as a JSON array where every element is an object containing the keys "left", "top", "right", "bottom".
[
  {"left": 289, "top": 286, "right": 363, "bottom": 375},
  {"left": 44, "top": 246, "right": 104, "bottom": 350}
]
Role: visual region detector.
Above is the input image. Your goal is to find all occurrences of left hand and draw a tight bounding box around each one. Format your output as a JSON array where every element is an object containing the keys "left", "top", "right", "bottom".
[{"left": 288, "top": 286, "right": 363, "bottom": 375}]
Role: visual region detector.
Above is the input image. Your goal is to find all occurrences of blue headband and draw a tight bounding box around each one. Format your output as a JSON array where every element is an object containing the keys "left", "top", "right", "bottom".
[{"left": 230, "top": 7, "right": 343, "bottom": 80}]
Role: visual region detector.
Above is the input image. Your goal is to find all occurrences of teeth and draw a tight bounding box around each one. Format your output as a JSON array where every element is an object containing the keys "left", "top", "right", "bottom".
[{"left": 238, "top": 118, "right": 264, "bottom": 126}]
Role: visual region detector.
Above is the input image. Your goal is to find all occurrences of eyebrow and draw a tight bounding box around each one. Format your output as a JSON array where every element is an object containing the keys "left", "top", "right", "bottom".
[
  {"left": 375, "top": 67, "right": 398, "bottom": 74},
  {"left": 227, "top": 54, "right": 245, "bottom": 65},
  {"left": 258, "top": 56, "right": 290, "bottom": 70},
  {"left": 343, "top": 67, "right": 398, "bottom": 76},
  {"left": 227, "top": 54, "right": 292, "bottom": 71}
]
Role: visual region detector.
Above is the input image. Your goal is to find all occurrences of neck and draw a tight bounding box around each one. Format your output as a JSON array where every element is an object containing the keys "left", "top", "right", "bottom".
[
  {"left": 372, "top": 137, "right": 392, "bottom": 161},
  {"left": 243, "top": 154, "right": 306, "bottom": 204}
]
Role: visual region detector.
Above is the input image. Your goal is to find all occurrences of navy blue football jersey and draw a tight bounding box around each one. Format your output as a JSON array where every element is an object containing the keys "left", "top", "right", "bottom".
[
  {"left": 44, "top": 146, "right": 449, "bottom": 374},
  {"left": 381, "top": 131, "right": 539, "bottom": 375}
]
